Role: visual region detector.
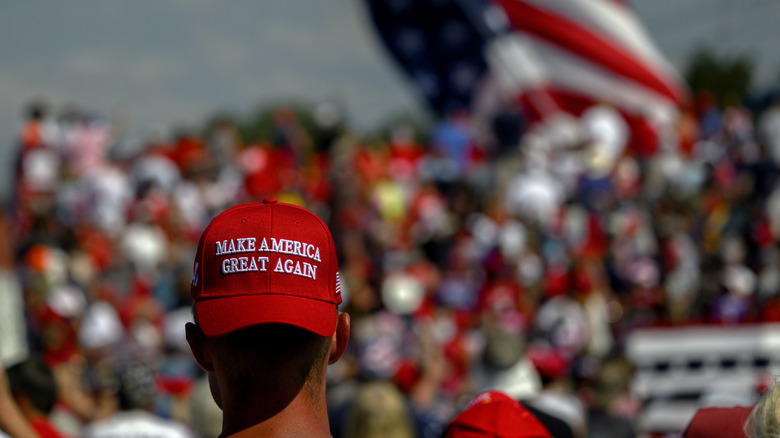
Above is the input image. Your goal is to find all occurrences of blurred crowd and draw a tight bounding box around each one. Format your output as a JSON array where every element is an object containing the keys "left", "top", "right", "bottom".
[{"left": 4, "top": 90, "right": 780, "bottom": 438}]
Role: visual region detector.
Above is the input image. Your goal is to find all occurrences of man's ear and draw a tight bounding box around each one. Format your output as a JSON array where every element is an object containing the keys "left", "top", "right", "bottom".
[
  {"left": 185, "top": 322, "right": 215, "bottom": 372},
  {"left": 328, "top": 312, "right": 350, "bottom": 365}
]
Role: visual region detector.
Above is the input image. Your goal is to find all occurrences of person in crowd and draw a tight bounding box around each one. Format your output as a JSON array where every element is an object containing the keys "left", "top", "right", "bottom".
[
  {"left": 6, "top": 356, "right": 69, "bottom": 438},
  {"left": 443, "top": 390, "right": 552, "bottom": 438},
  {"left": 343, "top": 380, "right": 415, "bottom": 438},
  {"left": 188, "top": 376, "right": 223, "bottom": 438},
  {"left": 82, "top": 359, "right": 194, "bottom": 438},
  {"left": 0, "top": 363, "right": 38, "bottom": 438},
  {"left": 683, "top": 381, "right": 780, "bottom": 438},
  {"left": 470, "top": 325, "right": 575, "bottom": 437},
  {"left": 682, "top": 403, "right": 753, "bottom": 438},
  {"left": 744, "top": 383, "right": 780, "bottom": 438},
  {"left": 185, "top": 199, "right": 350, "bottom": 437}
]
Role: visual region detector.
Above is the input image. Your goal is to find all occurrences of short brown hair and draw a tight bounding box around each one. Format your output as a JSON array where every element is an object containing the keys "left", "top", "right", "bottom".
[{"left": 202, "top": 322, "right": 331, "bottom": 402}]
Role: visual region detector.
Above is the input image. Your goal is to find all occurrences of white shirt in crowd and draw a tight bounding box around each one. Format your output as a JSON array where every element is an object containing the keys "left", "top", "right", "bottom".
[{"left": 83, "top": 410, "right": 194, "bottom": 438}]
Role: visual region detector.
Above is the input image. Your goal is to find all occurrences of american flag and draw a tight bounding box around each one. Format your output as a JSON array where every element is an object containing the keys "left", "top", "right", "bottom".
[{"left": 362, "top": 0, "right": 688, "bottom": 127}]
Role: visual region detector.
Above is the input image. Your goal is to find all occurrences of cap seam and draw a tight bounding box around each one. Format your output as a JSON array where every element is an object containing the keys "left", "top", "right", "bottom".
[
  {"left": 312, "top": 213, "right": 337, "bottom": 298},
  {"left": 267, "top": 202, "right": 273, "bottom": 293},
  {"left": 195, "top": 292, "right": 338, "bottom": 304}
]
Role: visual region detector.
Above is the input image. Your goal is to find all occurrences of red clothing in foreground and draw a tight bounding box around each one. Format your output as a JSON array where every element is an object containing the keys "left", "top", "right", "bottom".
[
  {"left": 30, "top": 418, "right": 69, "bottom": 438},
  {"left": 683, "top": 405, "right": 753, "bottom": 438}
]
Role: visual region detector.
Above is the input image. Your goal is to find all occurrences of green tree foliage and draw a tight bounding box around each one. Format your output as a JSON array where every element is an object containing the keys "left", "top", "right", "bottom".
[
  {"left": 237, "top": 101, "right": 318, "bottom": 146},
  {"left": 227, "top": 100, "right": 429, "bottom": 149},
  {"left": 685, "top": 47, "right": 754, "bottom": 107}
]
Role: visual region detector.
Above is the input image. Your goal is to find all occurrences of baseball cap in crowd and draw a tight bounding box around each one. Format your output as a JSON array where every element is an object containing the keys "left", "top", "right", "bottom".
[
  {"left": 683, "top": 405, "right": 753, "bottom": 438},
  {"left": 191, "top": 199, "right": 342, "bottom": 337},
  {"left": 445, "top": 391, "right": 551, "bottom": 438}
]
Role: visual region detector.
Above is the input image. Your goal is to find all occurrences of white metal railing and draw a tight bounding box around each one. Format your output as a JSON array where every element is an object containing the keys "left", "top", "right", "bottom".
[{"left": 625, "top": 324, "right": 780, "bottom": 433}]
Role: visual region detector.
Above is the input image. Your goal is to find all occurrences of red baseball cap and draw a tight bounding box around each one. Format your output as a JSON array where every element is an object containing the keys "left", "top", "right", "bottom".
[
  {"left": 682, "top": 405, "right": 752, "bottom": 438},
  {"left": 190, "top": 199, "right": 342, "bottom": 337},
  {"left": 445, "top": 391, "right": 552, "bottom": 438}
]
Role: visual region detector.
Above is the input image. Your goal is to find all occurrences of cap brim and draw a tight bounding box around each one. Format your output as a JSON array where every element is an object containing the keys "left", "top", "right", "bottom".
[{"left": 195, "top": 294, "right": 338, "bottom": 338}]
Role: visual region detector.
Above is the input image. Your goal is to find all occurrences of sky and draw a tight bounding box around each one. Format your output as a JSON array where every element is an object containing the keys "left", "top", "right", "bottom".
[
  {"left": 633, "top": 0, "right": 780, "bottom": 88},
  {"left": 2, "top": 0, "right": 780, "bottom": 199}
]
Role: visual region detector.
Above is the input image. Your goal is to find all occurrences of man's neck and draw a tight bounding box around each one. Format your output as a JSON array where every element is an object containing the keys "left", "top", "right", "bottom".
[{"left": 220, "top": 389, "right": 331, "bottom": 438}]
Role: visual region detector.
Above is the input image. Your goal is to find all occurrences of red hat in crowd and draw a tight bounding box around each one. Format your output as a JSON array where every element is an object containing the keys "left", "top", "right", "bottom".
[
  {"left": 444, "top": 391, "right": 552, "bottom": 438},
  {"left": 190, "top": 198, "right": 342, "bottom": 337},
  {"left": 682, "top": 405, "right": 752, "bottom": 438}
]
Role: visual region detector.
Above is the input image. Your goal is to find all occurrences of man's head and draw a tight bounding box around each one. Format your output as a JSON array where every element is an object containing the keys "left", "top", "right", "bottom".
[
  {"left": 189, "top": 198, "right": 343, "bottom": 337},
  {"left": 185, "top": 199, "right": 349, "bottom": 410},
  {"left": 444, "top": 391, "right": 551, "bottom": 438},
  {"left": 114, "top": 361, "right": 156, "bottom": 411},
  {"left": 7, "top": 356, "right": 58, "bottom": 416}
]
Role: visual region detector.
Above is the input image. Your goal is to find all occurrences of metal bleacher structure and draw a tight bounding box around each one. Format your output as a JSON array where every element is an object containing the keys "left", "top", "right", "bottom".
[{"left": 625, "top": 323, "right": 780, "bottom": 434}]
